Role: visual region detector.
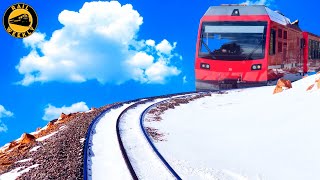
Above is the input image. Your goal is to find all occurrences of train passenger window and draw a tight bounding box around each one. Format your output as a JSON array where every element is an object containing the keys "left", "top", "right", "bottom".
[
  {"left": 278, "top": 29, "right": 282, "bottom": 38},
  {"left": 300, "top": 38, "right": 304, "bottom": 49},
  {"left": 278, "top": 42, "right": 282, "bottom": 53},
  {"left": 309, "top": 40, "right": 311, "bottom": 59},
  {"left": 269, "top": 29, "right": 276, "bottom": 55},
  {"left": 283, "top": 31, "right": 287, "bottom": 39}
]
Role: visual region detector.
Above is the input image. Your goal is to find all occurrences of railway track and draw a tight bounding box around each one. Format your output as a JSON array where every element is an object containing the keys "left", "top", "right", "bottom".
[{"left": 83, "top": 91, "right": 211, "bottom": 179}]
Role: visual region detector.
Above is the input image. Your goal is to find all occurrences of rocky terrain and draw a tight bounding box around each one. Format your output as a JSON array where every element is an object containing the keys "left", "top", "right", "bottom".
[{"left": 0, "top": 103, "right": 116, "bottom": 179}]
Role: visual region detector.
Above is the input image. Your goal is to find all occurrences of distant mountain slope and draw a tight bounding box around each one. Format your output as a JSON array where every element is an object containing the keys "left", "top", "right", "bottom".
[{"left": 0, "top": 104, "right": 114, "bottom": 179}]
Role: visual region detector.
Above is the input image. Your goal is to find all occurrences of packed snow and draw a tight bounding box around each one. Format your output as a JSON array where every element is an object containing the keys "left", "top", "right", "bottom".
[
  {"left": 119, "top": 99, "right": 177, "bottom": 179},
  {"left": 147, "top": 74, "right": 320, "bottom": 180},
  {"left": 29, "top": 146, "right": 41, "bottom": 152},
  {"left": 91, "top": 103, "right": 134, "bottom": 180},
  {"left": 15, "top": 158, "right": 32, "bottom": 163},
  {"left": 0, "top": 164, "right": 39, "bottom": 180},
  {"left": 36, "top": 131, "right": 58, "bottom": 142}
]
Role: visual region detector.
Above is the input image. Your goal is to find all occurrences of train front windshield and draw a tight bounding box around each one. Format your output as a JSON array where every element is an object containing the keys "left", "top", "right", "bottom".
[{"left": 199, "top": 21, "right": 267, "bottom": 60}]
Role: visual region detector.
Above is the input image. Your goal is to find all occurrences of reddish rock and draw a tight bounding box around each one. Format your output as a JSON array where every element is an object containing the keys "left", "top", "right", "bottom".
[
  {"left": 19, "top": 133, "right": 36, "bottom": 144},
  {"left": 317, "top": 80, "right": 320, "bottom": 89},
  {"left": 7, "top": 141, "right": 18, "bottom": 150},
  {"left": 46, "top": 121, "right": 55, "bottom": 130},
  {"left": 306, "top": 84, "right": 314, "bottom": 91},
  {"left": 273, "top": 85, "right": 283, "bottom": 94},
  {"left": 59, "top": 113, "right": 67, "bottom": 120},
  {"left": 273, "top": 79, "right": 292, "bottom": 94}
]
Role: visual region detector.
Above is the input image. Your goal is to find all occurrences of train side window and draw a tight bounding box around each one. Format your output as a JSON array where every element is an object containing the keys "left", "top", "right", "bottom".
[
  {"left": 269, "top": 29, "right": 276, "bottom": 55},
  {"left": 278, "top": 42, "right": 282, "bottom": 53},
  {"left": 318, "top": 41, "right": 320, "bottom": 59},
  {"left": 278, "top": 29, "right": 282, "bottom": 38},
  {"left": 309, "top": 40, "right": 311, "bottom": 59},
  {"left": 300, "top": 39, "right": 305, "bottom": 49},
  {"left": 283, "top": 31, "right": 287, "bottom": 39}
]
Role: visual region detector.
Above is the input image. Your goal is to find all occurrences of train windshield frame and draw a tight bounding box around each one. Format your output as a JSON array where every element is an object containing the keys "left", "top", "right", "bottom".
[{"left": 199, "top": 21, "right": 268, "bottom": 60}]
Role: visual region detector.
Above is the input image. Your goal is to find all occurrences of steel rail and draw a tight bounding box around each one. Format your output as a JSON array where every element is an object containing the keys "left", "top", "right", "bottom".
[{"left": 83, "top": 91, "right": 201, "bottom": 179}]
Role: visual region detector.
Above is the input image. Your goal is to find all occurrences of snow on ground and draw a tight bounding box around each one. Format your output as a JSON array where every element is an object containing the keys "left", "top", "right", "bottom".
[
  {"left": 29, "top": 146, "right": 41, "bottom": 152},
  {"left": 80, "top": 138, "right": 85, "bottom": 144},
  {"left": 120, "top": 98, "right": 176, "bottom": 179},
  {"left": 36, "top": 131, "right": 58, "bottom": 142},
  {"left": 91, "top": 103, "right": 134, "bottom": 180},
  {"left": 30, "top": 125, "right": 49, "bottom": 136},
  {"left": 0, "top": 143, "right": 10, "bottom": 153},
  {"left": 15, "top": 158, "right": 32, "bottom": 163},
  {"left": 0, "top": 164, "right": 39, "bottom": 180},
  {"left": 147, "top": 74, "right": 320, "bottom": 180}
]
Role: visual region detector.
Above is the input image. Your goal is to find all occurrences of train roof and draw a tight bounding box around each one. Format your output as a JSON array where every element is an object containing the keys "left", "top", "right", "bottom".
[
  {"left": 204, "top": 5, "right": 291, "bottom": 26},
  {"left": 306, "top": 32, "right": 320, "bottom": 39}
]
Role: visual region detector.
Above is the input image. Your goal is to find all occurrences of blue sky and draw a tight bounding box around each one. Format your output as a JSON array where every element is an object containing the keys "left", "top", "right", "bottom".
[{"left": 0, "top": 0, "right": 319, "bottom": 146}]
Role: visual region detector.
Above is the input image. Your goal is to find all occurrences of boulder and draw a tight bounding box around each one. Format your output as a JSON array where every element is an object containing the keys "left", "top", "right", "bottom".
[
  {"left": 273, "top": 85, "right": 283, "bottom": 94},
  {"left": 317, "top": 79, "right": 320, "bottom": 89},
  {"left": 19, "top": 133, "right": 36, "bottom": 144},
  {"left": 273, "top": 78, "right": 292, "bottom": 94},
  {"left": 58, "top": 113, "right": 67, "bottom": 120},
  {"left": 46, "top": 121, "right": 55, "bottom": 130}
]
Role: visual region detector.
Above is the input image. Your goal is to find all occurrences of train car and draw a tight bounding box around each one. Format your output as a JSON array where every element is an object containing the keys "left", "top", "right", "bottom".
[{"left": 195, "top": 5, "right": 320, "bottom": 91}]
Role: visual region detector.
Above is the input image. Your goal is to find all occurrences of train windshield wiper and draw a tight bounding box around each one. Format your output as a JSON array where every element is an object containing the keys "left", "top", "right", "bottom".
[
  {"left": 245, "top": 35, "right": 265, "bottom": 60},
  {"left": 201, "top": 39, "right": 217, "bottom": 59}
]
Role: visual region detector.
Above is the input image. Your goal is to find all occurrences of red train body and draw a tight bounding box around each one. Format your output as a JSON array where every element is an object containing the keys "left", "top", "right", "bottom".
[{"left": 195, "top": 5, "right": 320, "bottom": 90}]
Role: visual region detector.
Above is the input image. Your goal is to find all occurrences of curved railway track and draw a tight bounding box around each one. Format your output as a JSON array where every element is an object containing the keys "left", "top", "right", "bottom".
[{"left": 83, "top": 91, "right": 212, "bottom": 179}]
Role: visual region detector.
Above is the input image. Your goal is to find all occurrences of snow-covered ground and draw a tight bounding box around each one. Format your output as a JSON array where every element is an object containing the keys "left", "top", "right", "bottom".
[
  {"left": 119, "top": 99, "right": 176, "bottom": 179},
  {"left": 147, "top": 74, "right": 320, "bottom": 180},
  {"left": 91, "top": 103, "right": 133, "bottom": 180},
  {"left": 91, "top": 98, "right": 177, "bottom": 179},
  {"left": 0, "top": 164, "right": 39, "bottom": 180}
]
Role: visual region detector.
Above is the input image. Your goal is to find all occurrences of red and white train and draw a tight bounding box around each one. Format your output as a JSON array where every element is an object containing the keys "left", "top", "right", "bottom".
[{"left": 195, "top": 5, "right": 320, "bottom": 90}]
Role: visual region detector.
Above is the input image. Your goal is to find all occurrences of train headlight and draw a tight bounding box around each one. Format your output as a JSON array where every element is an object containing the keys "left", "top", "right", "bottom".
[
  {"left": 251, "top": 64, "right": 262, "bottom": 70},
  {"left": 200, "top": 63, "right": 210, "bottom": 70}
]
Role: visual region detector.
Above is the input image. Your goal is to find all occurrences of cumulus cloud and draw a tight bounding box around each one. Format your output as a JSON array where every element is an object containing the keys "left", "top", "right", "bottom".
[
  {"left": 240, "top": 0, "right": 274, "bottom": 5},
  {"left": 16, "top": 1, "right": 181, "bottom": 86},
  {"left": 42, "top": 102, "right": 89, "bottom": 121},
  {"left": 0, "top": 105, "right": 14, "bottom": 132}
]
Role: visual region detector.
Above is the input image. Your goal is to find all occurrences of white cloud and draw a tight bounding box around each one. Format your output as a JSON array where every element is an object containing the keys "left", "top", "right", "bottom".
[
  {"left": 240, "top": 0, "right": 273, "bottom": 5},
  {"left": 155, "top": 39, "right": 177, "bottom": 55},
  {"left": 16, "top": 1, "right": 181, "bottom": 86},
  {"left": 0, "top": 105, "right": 14, "bottom": 133},
  {"left": 42, "top": 101, "right": 89, "bottom": 121},
  {"left": 146, "top": 39, "right": 155, "bottom": 47},
  {"left": 183, "top": 76, "right": 187, "bottom": 84},
  {"left": 23, "top": 32, "right": 46, "bottom": 49}
]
